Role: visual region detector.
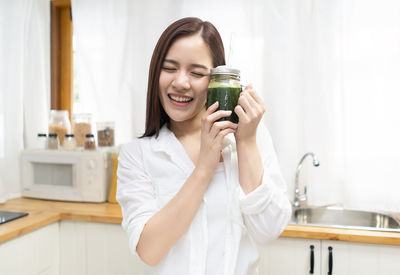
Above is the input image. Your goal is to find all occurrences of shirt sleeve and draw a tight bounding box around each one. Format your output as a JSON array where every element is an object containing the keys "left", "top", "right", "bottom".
[
  {"left": 237, "top": 124, "right": 292, "bottom": 245},
  {"left": 116, "top": 140, "right": 158, "bottom": 256}
]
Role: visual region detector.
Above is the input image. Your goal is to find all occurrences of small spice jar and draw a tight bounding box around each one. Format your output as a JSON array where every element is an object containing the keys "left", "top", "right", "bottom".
[
  {"left": 97, "top": 121, "right": 115, "bottom": 147},
  {"left": 36, "top": 133, "right": 47, "bottom": 149},
  {"left": 63, "top": 134, "right": 77, "bottom": 150},
  {"left": 84, "top": 134, "right": 96, "bottom": 150},
  {"left": 47, "top": 133, "right": 59, "bottom": 150}
]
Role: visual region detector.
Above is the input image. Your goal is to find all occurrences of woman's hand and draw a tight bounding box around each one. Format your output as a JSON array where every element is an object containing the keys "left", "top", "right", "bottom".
[
  {"left": 234, "top": 84, "right": 266, "bottom": 143},
  {"left": 197, "top": 102, "right": 238, "bottom": 174}
]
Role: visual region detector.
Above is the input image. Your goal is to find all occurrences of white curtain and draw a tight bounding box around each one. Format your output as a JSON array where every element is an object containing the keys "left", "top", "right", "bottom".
[
  {"left": 68, "top": 0, "right": 400, "bottom": 213},
  {"left": 260, "top": 1, "right": 346, "bottom": 207},
  {"left": 262, "top": 0, "right": 400, "bottom": 213},
  {"left": 341, "top": 0, "right": 400, "bottom": 213},
  {"left": 259, "top": 0, "right": 400, "bottom": 213},
  {"left": 0, "top": 0, "right": 50, "bottom": 203}
]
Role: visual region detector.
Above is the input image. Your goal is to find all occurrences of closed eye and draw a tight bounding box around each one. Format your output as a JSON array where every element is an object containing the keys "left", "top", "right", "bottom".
[
  {"left": 162, "top": 67, "right": 176, "bottom": 72},
  {"left": 191, "top": 72, "right": 206, "bottom": 77}
]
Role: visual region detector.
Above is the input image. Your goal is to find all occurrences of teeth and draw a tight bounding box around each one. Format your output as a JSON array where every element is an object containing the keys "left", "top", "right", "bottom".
[{"left": 169, "top": 95, "right": 192, "bottom": 102}]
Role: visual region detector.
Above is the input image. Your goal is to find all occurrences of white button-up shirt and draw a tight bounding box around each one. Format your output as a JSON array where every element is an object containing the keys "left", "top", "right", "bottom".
[{"left": 117, "top": 123, "right": 291, "bottom": 275}]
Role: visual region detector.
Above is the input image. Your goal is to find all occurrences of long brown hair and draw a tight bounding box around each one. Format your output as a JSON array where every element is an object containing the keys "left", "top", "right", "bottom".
[{"left": 142, "top": 17, "right": 226, "bottom": 138}]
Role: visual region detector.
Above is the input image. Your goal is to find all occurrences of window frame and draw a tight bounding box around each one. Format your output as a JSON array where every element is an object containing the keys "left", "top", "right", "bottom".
[{"left": 50, "top": 0, "right": 73, "bottom": 120}]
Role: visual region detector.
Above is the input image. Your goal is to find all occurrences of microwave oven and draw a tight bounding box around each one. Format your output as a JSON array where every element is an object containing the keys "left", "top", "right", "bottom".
[{"left": 21, "top": 149, "right": 114, "bottom": 202}]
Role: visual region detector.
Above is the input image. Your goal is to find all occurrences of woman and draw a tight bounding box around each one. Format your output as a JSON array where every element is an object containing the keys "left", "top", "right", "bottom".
[{"left": 117, "top": 17, "right": 291, "bottom": 275}]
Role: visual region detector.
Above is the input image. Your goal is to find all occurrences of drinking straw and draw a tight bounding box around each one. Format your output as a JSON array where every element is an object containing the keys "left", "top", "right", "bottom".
[{"left": 227, "top": 32, "right": 236, "bottom": 67}]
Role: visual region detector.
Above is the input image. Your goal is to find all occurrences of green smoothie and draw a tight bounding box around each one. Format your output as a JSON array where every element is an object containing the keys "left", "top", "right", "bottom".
[{"left": 206, "top": 79, "right": 241, "bottom": 123}]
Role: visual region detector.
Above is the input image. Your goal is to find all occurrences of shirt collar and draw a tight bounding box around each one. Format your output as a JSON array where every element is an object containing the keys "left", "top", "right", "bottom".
[
  {"left": 150, "top": 124, "right": 195, "bottom": 174},
  {"left": 150, "top": 124, "right": 236, "bottom": 172}
]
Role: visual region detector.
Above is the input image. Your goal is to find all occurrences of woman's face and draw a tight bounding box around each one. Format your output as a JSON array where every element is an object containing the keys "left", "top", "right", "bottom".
[{"left": 159, "top": 34, "right": 213, "bottom": 124}]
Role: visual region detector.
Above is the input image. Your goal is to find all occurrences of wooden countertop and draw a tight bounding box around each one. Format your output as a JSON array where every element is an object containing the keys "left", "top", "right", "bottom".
[
  {"left": 1, "top": 198, "right": 399, "bottom": 246},
  {"left": 0, "top": 198, "right": 122, "bottom": 243}
]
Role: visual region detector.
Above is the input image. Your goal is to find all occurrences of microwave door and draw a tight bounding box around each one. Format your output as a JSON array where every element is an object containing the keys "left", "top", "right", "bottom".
[
  {"left": 22, "top": 154, "right": 81, "bottom": 201},
  {"left": 32, "top": 162, "right": 74, "bottom": 187}
]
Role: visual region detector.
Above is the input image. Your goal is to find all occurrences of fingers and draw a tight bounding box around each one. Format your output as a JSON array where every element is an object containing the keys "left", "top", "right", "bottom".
[
  {"left": 238, "top": 92, "right": 259, "bottom": 119},
  {"left": 234, "top": 105, "right": 247, "bottom": 122},
  {"left": 248, "top": 89, "right": 264, "bottom": 106},
  {"left": 242, "top": 84, "right": 262, "bottom": 105},
  {"left": 209, "top": 120, "right": 238, "bottom": 139},
  {"left": 202, "top": 106, "right": 233, "bottom": 133},
  {"left": 216, "top": 128, "right": 236, "bottom": 143},
  {"left": 244, "top": 83, "right": 253, "bottom": 90},
  {"left": 206, "top": 101, "right": 219, "bottom": 115},
  {"left": 237, "top": 87, "right": 266, "bottom": 118},
  {"left": 202, "top": 102, "right": 219, "bottom": 133}
]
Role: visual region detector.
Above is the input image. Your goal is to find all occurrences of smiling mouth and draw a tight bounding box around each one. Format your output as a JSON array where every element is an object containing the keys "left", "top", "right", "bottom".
[{"left": 168, "top": 94, "right": 194, "bottom": 103}]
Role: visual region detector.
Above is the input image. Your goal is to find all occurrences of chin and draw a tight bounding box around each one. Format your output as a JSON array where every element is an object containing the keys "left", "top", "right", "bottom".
[
  {"left": 167, "top": 111, "right": 196, "bottom": 123},
  {"left": 169, "top": 115, "right": 191, "bottom": 123}
]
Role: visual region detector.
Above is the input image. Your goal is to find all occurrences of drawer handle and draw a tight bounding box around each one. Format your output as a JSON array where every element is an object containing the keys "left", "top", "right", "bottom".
[
  {"left": 309, "top": 245, "right": 315, "bottom": 274},
  {"left": 328, "top": 246, "right": 333, "bottom": 275}
]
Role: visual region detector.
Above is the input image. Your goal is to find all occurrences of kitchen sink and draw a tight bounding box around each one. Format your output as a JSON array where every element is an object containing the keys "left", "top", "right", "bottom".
[{"left": 292, "top": 206, "right": 400, "bottom": 231}]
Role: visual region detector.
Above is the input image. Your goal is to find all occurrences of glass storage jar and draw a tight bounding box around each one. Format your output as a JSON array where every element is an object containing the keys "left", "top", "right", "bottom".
[
  {"left": 36, "top": 133, "right": 47, "bottom": 149},
  {"left": 47, "top": 133, "right": 59, "bottom": 150},
  {"left": 84, "top": 134, "right": 96, "bottom": 150},
  {"left": 63, "top": 134, "right": 77, "bottom": 150},
  {"left": 49, "top": 110, "right": 71, "bottom": 146},
  {"left": 96, "top": 121, "right": 115, "bottom": 147},
  {"left": 72, "top": 113, "right": 92, "bottom": 147},
  {"left": 206, "top": 66, "right": 242, "bottom": 123}
]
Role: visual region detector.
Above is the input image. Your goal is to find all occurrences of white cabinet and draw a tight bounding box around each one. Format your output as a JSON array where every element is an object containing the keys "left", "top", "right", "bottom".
[
  {"left": 59, "top": 220, "right": 143, "bottom": 275},
  {"left": 258, "top": 238, "right": 320, "bottom": 274},
  {"left": 0, "top": 222, "right": 59, "bottom": 275},
  {"left": 321, "top": 240, "right": 400, "bottom": 275},
  {"left": 2, "top": 220, "right": 399, "bottom": 275},
  {"left": 259, "top": 237, "right": 400, "bottom": 275}
]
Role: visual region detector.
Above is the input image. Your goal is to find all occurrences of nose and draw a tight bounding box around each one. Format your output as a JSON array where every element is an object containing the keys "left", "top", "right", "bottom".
[{"left": 172, "top": 71, "right": 190, "bottom": 91}]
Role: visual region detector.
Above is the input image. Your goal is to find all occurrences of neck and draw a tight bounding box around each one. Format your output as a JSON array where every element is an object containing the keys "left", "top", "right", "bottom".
[{"left": 169, "top": 109, "right": 205, "bottom": 138}]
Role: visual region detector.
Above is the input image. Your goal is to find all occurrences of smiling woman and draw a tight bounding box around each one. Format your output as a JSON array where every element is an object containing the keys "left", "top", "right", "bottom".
[{"left": 116, "top": 17, "right": 291, "bottom": 275}]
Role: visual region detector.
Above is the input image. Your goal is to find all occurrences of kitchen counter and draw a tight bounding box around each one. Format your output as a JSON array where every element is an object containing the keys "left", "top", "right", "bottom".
[{"left": 1, "top": 198, "right": 399, "bottom": 245}]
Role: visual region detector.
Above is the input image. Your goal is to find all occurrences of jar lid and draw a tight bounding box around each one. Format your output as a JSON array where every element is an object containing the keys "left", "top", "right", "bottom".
[
  {"left": 85, "top": 134, "right": 94, "bottom": 138},
  {"left": 49, "top": 133, "right": 58, "bottom": 138},
  {"left": 65, "top": 134, "right": 75, "bottom": 138},
  {"left": 210, "top": 65, "right": 240, "bottom": 77},
  {"left": 72, "top": 113, "right": 92, "bottom": 119},
  {"left": 37, "top": 133, "right": 47, "bottom": 137},
  {"left": 50, "top": 110, "right": 69, "bottom": 116}
]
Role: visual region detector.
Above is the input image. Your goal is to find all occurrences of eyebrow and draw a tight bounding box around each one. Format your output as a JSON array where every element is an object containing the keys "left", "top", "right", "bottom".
[{"left": 163, "top": 59, "right": 209, "bottom": 70}]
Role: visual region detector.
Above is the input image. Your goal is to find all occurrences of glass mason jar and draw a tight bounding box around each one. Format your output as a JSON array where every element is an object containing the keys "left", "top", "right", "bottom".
[
  {"left": 206, "top": 66, "right": 242, "bottom": 123},
  {"left": 36, "top": 133, "right": 47, "bottom": 150},
  {"left": 49, "top": 110, "right": 71, "bottom": 146},
  {"left": 96, "top": 121, "right": 115, "bottom": 147},
  {"left": 84, "top": 134, "right": 96, "bottom": 150},
  {"left": 63, "top": 134, "right": 77, "bottom": 150},
  {"left": 47, "top": 133, "right": 59, "bottom": 150},
  {"left": 72, "top": 113, "right": 92, "bottom": 147}
]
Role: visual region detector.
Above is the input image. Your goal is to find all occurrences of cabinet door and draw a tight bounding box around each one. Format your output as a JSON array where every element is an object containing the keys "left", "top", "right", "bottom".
[
  {"left": 259, "top": 237, "right": 321, "bottom": 275},
  {"left": 321, "top": 240, "right": 400, "bottom": 275},
  {"left": 59, "top": 220, "right": 143, "bottom": 275},
  {"left": 0, "top": 222, "right": 59, "bottom": 275}
]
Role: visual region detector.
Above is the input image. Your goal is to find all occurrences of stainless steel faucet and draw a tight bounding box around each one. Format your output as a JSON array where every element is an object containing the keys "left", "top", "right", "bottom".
[{"left": 293, "top": 152, "right": 320, "bottom": 209}]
